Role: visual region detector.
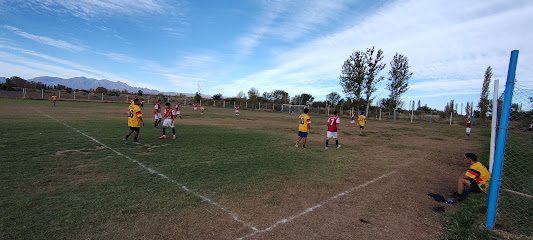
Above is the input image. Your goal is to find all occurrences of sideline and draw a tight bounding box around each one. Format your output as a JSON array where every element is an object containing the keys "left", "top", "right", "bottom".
[
  {"left": 238, "top": 170, "right": 396, "bottom": 239},
  {"left": 40, "top": 111, "right": 259, "bottom": 232}
]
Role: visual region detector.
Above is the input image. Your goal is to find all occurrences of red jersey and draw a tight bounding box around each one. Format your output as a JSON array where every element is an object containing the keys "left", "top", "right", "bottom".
[
  {"left": 164, "top": 107, "right": 174, "bottom": 119},
  {"left": 175, "top": 104, "right": 181, "bottom": 111},
  {"left": 327, "top": 115, "right": 340, "bottom": 132},
  {"left": 466, "top": 120, "right": 471, "bottom": 128},
  {"left": 235, "top": 106, "right": 239, "bottom": 111},
  {"left": 154, "top": 103, "right": 162, "bottom": 114}
]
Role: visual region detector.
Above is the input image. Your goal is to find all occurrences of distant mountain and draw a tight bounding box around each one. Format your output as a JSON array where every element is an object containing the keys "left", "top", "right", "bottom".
[{"left": 28, "top": 76, "right": 160, "bottom": 94}]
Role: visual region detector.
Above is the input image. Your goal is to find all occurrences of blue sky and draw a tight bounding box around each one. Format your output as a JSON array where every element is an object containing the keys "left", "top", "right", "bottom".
[{"left": 0, "top": 0, "right": 532, "bottom": 110}]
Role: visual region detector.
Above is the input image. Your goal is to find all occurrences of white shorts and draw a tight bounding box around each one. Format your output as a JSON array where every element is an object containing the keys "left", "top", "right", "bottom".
[
  {"left": 327, "top": 131, "right": 338, "bottom": 139},
  {"left": 235, "top": 110, "right": 239, "bottom": 113},
  {"left": 162, "top": 119, "right": 174, "bottom": 128},
  {"left": 466, "top": 127, "right": 471, "bottom": 133},
  {"left": 154, "top": 113, "right": 162, "bottom": 119},
  {"left": 350, "top": 120, "right": 355, "bottom": 123},
  {"left": 194, "top": 107, "right": 197, "bottom": 110},
  {"left": 175, "top": 111, "right": 180, "bottom": 115}
]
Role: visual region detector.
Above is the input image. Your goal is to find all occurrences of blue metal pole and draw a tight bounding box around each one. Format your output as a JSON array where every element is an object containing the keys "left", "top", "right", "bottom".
[
  {"left": 430, "top": 111, "right": 433, "bottom": 123},
  {"left": 394, "top": 109, "right": 397, "bottom": 120},
  {"left": 485, "top": 50, "right": 519, "bottom": 230},
  {"left": 472, "top": 114, "right": 475, "bottom": 126}
]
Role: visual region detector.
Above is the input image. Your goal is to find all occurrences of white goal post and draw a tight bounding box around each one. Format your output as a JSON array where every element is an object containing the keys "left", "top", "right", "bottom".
[{"left": 281, "top": 104, "right": 308, "bottom": 114}]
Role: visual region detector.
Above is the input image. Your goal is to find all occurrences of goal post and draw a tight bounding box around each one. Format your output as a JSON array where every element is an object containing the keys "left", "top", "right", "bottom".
[{"left": 281, "top": 104, "right": 307, "bottom": 114}]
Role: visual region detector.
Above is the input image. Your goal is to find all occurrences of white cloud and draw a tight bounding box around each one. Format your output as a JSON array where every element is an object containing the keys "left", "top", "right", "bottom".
[
  {"left": 3, "top": 25, "right": 85, "bottom": 52},
  {"left": 226, "top": 0, "right": 533, "bottom": 105}
]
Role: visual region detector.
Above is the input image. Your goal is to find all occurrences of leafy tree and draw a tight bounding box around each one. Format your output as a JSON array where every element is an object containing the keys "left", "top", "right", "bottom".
[
  {"left": 213, "top": 93, "right": 223, "bottom": 100},
  {"left": 291, "top": 93, "right": 314, "bottom": 105},
  {"left": 248, "top": 87, "right": 259, "bottom": 102},
  {"left": 364, "top": 47, "right": 385, "bottom": 115},
  {"left": 262, "top": 91, "right": 273, "bottom": 101},
  {"left": 465, "top": 101, "right": 471, "bottom": 116},
  {"left": 326, "top": 92, "right": 341, "bottom": 105},
  {"left": 478, "top": 66, "right": 492, "bottom": 122},
  {"left": 194, "top": 92, "right": 202, "bottom": 103},
  {"left": 340, "top": 51, "right": 366, "bottom": 113},
  {"left": 417, "top": 100, "right": 421, "bottom": 110},
  {"left": 95, "top": 86, "right": 108, "bottom": 94},
  {"left": 137, "top": 90, "right": 143, "bottom": 96},
  {"left": 387, "top": 53, "right": 412, "bottom": 109},
  {"left": 272, "top": 90, "right": 289, "bottom": 104}
]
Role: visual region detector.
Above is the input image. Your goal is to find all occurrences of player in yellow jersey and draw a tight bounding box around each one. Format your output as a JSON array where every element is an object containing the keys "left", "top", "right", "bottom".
[
  {"left": 123, "top": 99, "right": 144, "bottom": 144},
  {"left": 295, "top": 108, "right": 311, "bottom": 148},
  {"left": 453, "top": 153, "right": 491, "bottom": 201},
  {"left": 51, "top": 95, "right": 57, "bottom": 106},
  {"left": 358, "top": 112, "right": 367, "bottom": 135}
]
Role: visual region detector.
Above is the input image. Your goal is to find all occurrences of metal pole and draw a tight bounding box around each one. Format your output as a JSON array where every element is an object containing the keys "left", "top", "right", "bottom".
[
  {"left": 101, "top": 93, "right": 103, "bottom": 102},
  {"left": 430, "top": 111, "right": 433, "bottom": 123},
  {"left": 74, "top": 91, "right": 76, "bottom": 100},
  {"left": 449, "top": 112, "right": 453, "bottom": 125},
  {"left": 489, "top": 79, "right": 499, "bottom": 173},
  {"left": 58, "top": 90, "right": 61, "bottom": 99},
  {"left": 379, "top": 108, "right": 382, "bottom": 120},
  {"left": 486, "top": 50, "right": 519, "bottom": 230},
  {"left": 42, "top": 89, "right": 44, "bottom": 99},
  {"left": 394, "top": 109, "right": 397, "bottom": 120}
]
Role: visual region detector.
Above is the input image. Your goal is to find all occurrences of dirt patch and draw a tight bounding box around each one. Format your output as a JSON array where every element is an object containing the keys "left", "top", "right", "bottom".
[{"left": 54, "top": 146, "right": 106, "bottom": 156}]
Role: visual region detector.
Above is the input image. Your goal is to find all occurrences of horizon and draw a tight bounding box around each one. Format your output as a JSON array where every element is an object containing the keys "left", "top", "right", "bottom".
[{"left": 1, "top": 0, "right": 532, "bottom": 110}]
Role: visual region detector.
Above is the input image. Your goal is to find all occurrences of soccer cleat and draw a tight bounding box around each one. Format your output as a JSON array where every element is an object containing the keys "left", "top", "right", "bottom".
[
  {"left": 133, "top": 141, "right": 141, "bottom": 145},
  {"left": 160, "top": 135, "right": 166, "bottom": 139},
  {"left": 302, "top": 145, "right": 306, "bottom": 149},
  {"left": 122, "top": 138, "right": 128, "bottom": 144},
  {"left": 325, "top": 147, "right": 328, "bottom": 149},
  {"left": 173, "top": 135, "right": 176, "bottom": 139},
  {"left": 337, "top": 145, "right": 341, "bottom": 149},
  {"left": 295, "top": 144, "right": 299, "bottom": 148}
]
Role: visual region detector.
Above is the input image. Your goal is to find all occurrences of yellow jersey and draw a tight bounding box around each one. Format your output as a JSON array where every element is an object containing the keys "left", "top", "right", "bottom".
[
  {"left": 465, "top": 162, "right": 491, "bottom": 193},
  {"left": 51, "top": 96, "right": 57, "bottom": 101},
  {"left": 298, "top": 114, "right": 311, "bottom": 132},
  {"left": 358, "top": 115, "right": 367, "bottom": 126},
  {"left": 128, "top": 104, "right": 143, "bottom": 127}
]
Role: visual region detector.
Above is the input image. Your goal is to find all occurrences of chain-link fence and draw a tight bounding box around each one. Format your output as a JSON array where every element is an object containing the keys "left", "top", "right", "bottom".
[{"left": 495, "top": 83, "right": 533, "bottom": 236}]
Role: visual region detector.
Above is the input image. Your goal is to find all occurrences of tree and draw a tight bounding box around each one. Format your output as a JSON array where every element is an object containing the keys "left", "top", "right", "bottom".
[
  {"left": 95, "top": 86, "right": 108, "bottom": 94},
  {"left": 465, "top": 101, "right": 471, "bottom": 116},
  {"left": 236, "top": 91, "right": 246, "bottom": 101},
  {"left": 137, "top": 90, "right": 143, "bottom": 96},
  {"left": 387, "top": 53, "right": 412, "bottom": 109},
  {"left": 194, "top": 92, "right": 202, "bottom": 103},
  {"left": 326, "top": 92, "right": 341, "bottom": 105},
  {"left": 340, "top": 51, "right": 366, "bottom": 113},
  {"left": 364, "top": 47, "right": 385, "bottom": 116},
  {"left": 262, "top": 91, "right": 273, "bottom": 101},
  {"left": 291, "top": 93, "right": 314, "bottom": 105},
  {"left": 272, "top": 90, "right": 289, "bottom": 104},
  {"left": 248, "top": 87, "right": 259, "bottom": 102},
  {"left": 478, "top": 66, "right": 492, "bottom": 122},
  {"left": 417, "top": 100, "right": 421, "bottom": 110},
  {"left": 213, "top": 93, "right": 223, "bottom": 100}
]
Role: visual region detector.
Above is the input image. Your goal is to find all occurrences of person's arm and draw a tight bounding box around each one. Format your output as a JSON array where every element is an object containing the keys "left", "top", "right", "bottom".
[
  {"left": 307, "top": 123, "right": 311, "bottom": 132},
  {"left": 139, "top": 116, "right": 144, "bottom": 126}
]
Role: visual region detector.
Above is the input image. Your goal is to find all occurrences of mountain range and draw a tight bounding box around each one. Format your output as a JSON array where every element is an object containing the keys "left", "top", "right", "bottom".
[{"left": 1, "top": 76, "right": 210, "bottom": 97}]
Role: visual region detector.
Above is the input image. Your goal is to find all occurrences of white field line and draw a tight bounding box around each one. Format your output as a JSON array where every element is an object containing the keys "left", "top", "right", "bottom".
[
  {"left": 40, "top": 112, "right": 259, "bottom": 232},
  {"left": 238, "top": 170, "right": 396, "bottom": 240}
]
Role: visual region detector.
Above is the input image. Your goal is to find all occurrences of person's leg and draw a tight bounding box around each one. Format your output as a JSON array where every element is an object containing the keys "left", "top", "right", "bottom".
[
  {"left": 326, "top": 137, "right": 329, "bottom": 148},
  {"left": 456, "top": 177, "right": 471, "bottom": 200},
  {"left": 133, "top": 130, "right": 140, "bottom": 142},
  {"left": 162, "top": 126, "right": 166, "bottom": 136},
  {"left": 302, "top": 137, "right": 307, "bottom": 148},
  {"left": 296, "top": 136, "right": 302, "bottom": 147},
  {"left": 125, "top": 129, "right": 133, "bottom": 139},
  {"left": 172, "top": 127, "right": 176, "bottom": 138},
  {"left": 335, "top": 138, "right": 339, "bottom": 148}
]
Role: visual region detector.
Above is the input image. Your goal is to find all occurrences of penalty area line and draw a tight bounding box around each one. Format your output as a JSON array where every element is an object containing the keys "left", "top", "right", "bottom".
[
  {"left": 40, "top": 111, "right": 259, "bottom": 232},
  {"left": 238, "top": 170, "right": 396, "bottom": 240}
]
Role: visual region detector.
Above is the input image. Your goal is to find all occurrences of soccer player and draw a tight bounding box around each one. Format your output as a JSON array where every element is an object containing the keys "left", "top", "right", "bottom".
[
  {"left": 358, "top": 112, "right": 367, "bottom": 135},
  {"left": 235, "top": 106, "right": 239, "bottom": 115},
  {"left": 326, "top": 110, "right": 341, "bottom": 149},
  {"left": 452, "top": 153, "right": 491, "bottom": 201},
  {"left": 123, "top": 99, "right": 144, "bottom": 144},
  {"left": 154, "top": 99, "right": 162, "bottom": 129},
  {"left": 346, "top": 112, "right": 356, "bottom": 127},
  {"left": 295, "top": 108, "right": 311, "bottom": 148},
  {"left": 160, "top": 103, "right": 176, "bottom": 139},
  {"left": 465, "top": 117, "right": 471, "bottom": 137},
  {"left": 175, "top": 101, "right": 183, "bottom": 119},
  {"left": 200, "top": 106, "right": 205, "bottom": 114},
  {"left": 51, "top": 94, "right": 57, "bottom": 106},
  {"left": 193, "top": 103, "right": 198, "bottom": 110},
  {"left": 140, "top": 99, "right": 144, "bottom": 109}
]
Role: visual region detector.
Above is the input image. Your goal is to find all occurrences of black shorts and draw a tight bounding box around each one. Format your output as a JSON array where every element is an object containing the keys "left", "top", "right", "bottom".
[
  {"left": 469, "top": 178, "right": 482, "bottom": 193},
  {"left": 360, "top": 126, "right": 364, "bottom": 129},
  {"left": 129, "top": 126, "right": 140, "bottom": 132}
]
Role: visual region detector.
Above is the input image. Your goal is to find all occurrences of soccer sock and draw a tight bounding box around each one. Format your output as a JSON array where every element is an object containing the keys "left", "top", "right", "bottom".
[
  {"left": 325, "top": 139, "right": 329, "bottom": 147},
  {"left": 125, "top": 135, "right": 129, "bottom": 139},
  {"left": 162, "top": 128, "right": 166, "bottom": 135},
  {"left": 296, "top": 141, "right": 299, "bottom": 145},
  {"left": 336, "top": 140, "right": 339, "bottom": 147},
  {"left": 172, "top": 128, "right": 175, "bottom": 135}
]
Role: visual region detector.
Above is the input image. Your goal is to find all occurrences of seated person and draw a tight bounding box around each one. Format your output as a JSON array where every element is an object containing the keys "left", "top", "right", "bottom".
[{"left": 454, "top": 153, "right": 491, "bottom": 201}]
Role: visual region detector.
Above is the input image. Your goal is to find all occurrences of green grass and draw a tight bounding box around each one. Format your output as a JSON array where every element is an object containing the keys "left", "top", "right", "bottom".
[{"left": 0, "top": 99, "right": 347, "bottom": 239}]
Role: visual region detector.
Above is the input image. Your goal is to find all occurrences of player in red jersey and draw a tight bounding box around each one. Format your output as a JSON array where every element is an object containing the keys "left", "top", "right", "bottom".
[
  {"left": 160, "top": 103, "right": 176, "bottom": 139},
  {"left": 465, "top": 117, "right": 471, "bottom": 137},
  {"left": 235, "top": 106, "right": 239, "bottom": 115},
  {"left": 175, "top": 101, "right": 183, "bottom": 119},
  {"left": 346, "top": 112, "right": 356, "bottom": 127},
  {"left": 154, "top": 99, "right": 162, "bottom": 129},
  {"left": 193, "top": 103, "right": 198, "bottom": 110},
  {"left": 326, "top": 110, "right": 341, "bottom": 149}
]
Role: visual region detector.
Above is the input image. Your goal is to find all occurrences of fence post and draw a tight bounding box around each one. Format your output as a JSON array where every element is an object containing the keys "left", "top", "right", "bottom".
[
  {"left": 58, "top": 90, "right": 61, "bottom": 99},
  {"left": 394, "top": 109, "right": 397, "bottom": 120},
  {"left": 42, "top": 89, "right": 44, "bottom": 99},
  {"left": 101, "top": 93, "right": 103, "bottom": 102},
  {"left": 486, "top": 50, "right": 519, "bottom": 230},
  {"left": 430, "top": 111, "right": 433, "bottom": 123},
  {"left": 489, "top": 79, "right": 499, "bottom": 173},
  {"left": 74, "top": 91, "right": 76, "bottom": 100},
  {"left": 449, "top": 112, "right": 453, "bottom": 125},
  {"left": 379, "top": 108, "right": 382, "bottom": 120}
]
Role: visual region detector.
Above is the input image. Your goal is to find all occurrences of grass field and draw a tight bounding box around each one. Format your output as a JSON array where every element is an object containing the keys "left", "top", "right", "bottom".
[{"left": 0, "top": 98, "right": 500, "bottom": 239}]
